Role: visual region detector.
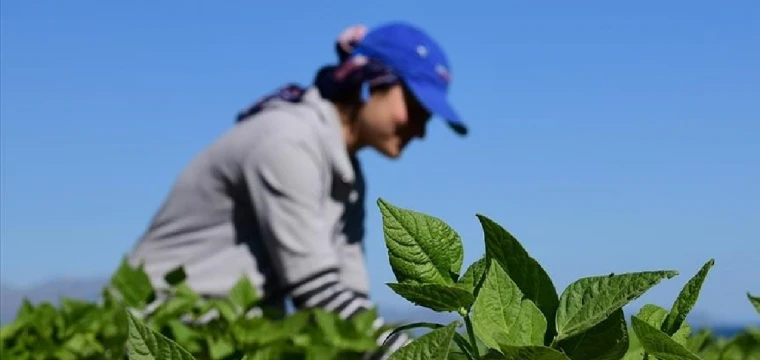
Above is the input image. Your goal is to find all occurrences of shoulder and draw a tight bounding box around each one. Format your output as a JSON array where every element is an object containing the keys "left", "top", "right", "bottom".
[
  {"left": 207, "top": 87, "right": 348, "bottom": 183},
  {"left": 230, "top": 93, "right": 338, "bottom": 170},
  {"left": 239, "top": 90, "right": 336, "bottom": 148}
]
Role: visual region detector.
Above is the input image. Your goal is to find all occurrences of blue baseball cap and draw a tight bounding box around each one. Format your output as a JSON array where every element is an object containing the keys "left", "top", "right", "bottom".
[{"left": 351, "top": 22, "right": 468, "bottom": 136}]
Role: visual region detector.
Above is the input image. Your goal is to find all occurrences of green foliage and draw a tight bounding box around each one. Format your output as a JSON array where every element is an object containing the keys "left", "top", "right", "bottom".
[
  {"left": 623, "top": 259, "right": 760, "bottom": 360},
  {"left": 1, "top": 197, "right": 758, "bottom": 360},
  {"left": 125, "top": 310, "right": 195, "bottom": 360},
  {"left": 374, "top": 198, "right": 759, "bottom": 360},
  {"left": 0, "top": 257, "right": 391, "bottom": 359}
]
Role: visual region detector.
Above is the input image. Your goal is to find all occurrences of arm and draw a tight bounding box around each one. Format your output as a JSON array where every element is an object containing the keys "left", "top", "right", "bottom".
[{"left": 243, "top": 134, "right": 408, "bottom": 358}]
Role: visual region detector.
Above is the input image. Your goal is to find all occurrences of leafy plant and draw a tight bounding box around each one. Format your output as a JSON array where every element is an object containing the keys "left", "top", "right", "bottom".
[
  {"left": 1, "top": 196, "right": 758, "bottom": 360},
  {"left": 625, "top": 289, "right": 760, "bottom": 360},
  {"left": 373, "top": 198, "right": 759, "bottom": 360},
  {"left": 0, "top": 257, "right": 392, "bottom": 359}
]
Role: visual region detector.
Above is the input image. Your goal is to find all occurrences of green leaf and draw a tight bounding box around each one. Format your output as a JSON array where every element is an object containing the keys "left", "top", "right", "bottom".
[
  {"left": 349, "top": 307, "right": 379, "bottom": 335},
  {"left": 0, "top": 317, "right": 27, "bottom": 341},
  {"left": 487, "top": 345, "right": 571, "bottom": 360},
  {"left": 208, "top": 299, "right": 237, "bottom": 323},
  {"left": 244, "top": 343, "right": 292, "bottom": 360},
  {"left": 383, "top": 322, "right": 445, "bottom": 344},
  {"left": 471, "top": 259, "right": 547, "bottom": 350},
  {"left": 555, "top": 308, "right": 629, "bottom": 360},
  {"left": 231, "top": 317, "right": 269, "bottom": 346},
  {"left": 306, "top": 344, "right": 338, "bottom": 360},
  {"left": 387, "top": 283, "right": 475, "bottom": 312},
  {"left": 630, "top": 315, "right": 701, "bottom": 360},
  {"left": 684, "top": 328, "right": 712, "bottom": 354},
  {"left": 63, "top": 333, "right": 104, "bottom": 357},
  {"left": 555, "top": 270, "right": 677, "bottom": 342},
  {"left": 382, "top": 322, "right": 476, "bottom": 358},
  {"left": 125, "top": 310, "right": 196, "bottom": 360},
  {"left": 110, "top": 257, "right": 156, "bottom": 308},
  {"left": 635, "top": 304, "right": 692, "bottom": 345},
  {"left": 207, "top": 336, "right": 235, "bottom": 359},
  {"left": 228, "top": 275, "right": 260, "bottom": 312},
  {"left": 388, "top": 321, "right": 459, "bottom": 360},
  {"left": 233, "top": 310, "right": 310, "bottom": 347},
  {"left": 749, "top": 292, "right": 760, "bottom": 315},
  {"left": 449, "top": 352, "right": 471, "bottom": 360},
  {"left": 477, "top": 214, "right": 559, "bottom": 342},
  {"left": 163, "top": 266, "right": 187, "bottom": 286},
  {"left": 149, "top": 292, "right": 198, "bottom": 324},
  {"left": 636, "top": 304, "right": 669, "bottom": 327},
  {"left": 312, "top": 309, "right": 377, "bottom": 352},
  {"left": 59, "top": 298, "right": 101, "bottom": 335},
  {"left": 378, "top": 198, "right": 464, "bottom": 285},
  {"left": 166, "top": 319, "right": 199, "bottom": 345},
  {"left": 456, "top": 256, "right": 488, "bottom": 296},
  {"left": 662, "top": 259, "right": 714, "bottom": 336}
]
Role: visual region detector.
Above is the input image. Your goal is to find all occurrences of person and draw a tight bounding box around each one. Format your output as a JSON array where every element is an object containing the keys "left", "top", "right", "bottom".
[{"left": 127, "top": 21, "right": 468, "bottom": 358}]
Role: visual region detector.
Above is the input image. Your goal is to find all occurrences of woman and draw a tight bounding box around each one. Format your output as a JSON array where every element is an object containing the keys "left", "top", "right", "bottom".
[{"left": 128, "top": 21, "right": 468, "bottom": 357}]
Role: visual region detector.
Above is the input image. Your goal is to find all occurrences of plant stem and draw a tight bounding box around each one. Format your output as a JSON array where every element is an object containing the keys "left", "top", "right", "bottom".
[
  {"left": 464, "top": 313, "right": 480, "bottom": 359},
  {"left": 452, "top": 333, "right": 477, "bottom": 360}
]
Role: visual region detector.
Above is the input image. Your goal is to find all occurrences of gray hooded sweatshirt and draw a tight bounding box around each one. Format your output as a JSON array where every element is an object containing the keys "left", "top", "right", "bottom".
[{"left": 128, "top": 87, "right": 406, "bottom": 356}]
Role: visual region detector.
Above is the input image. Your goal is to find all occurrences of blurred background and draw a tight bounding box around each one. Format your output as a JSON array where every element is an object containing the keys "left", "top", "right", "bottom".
[{"left": 1, "top": 0, "right": 758, "bottom": 333}]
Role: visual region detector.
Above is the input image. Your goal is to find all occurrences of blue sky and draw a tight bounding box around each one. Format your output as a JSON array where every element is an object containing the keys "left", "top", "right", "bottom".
[{"left": 1, "top": 1, "right": 758, "bottom": 325}]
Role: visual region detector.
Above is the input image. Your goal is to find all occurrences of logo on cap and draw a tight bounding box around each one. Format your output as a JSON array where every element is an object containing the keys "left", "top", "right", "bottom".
[{"left": 436, "top": 64, "right": 451, "bottom": 83}]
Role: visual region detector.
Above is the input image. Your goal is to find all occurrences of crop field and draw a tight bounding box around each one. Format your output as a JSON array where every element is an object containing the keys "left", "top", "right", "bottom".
[{"left": 1, "top": 198, "right": 758, "bottom": 359}]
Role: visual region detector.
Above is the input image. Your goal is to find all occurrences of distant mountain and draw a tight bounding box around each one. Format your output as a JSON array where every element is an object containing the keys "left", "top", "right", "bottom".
[{"left": 0, "top": 278, "right": 107, "bottom": 324}]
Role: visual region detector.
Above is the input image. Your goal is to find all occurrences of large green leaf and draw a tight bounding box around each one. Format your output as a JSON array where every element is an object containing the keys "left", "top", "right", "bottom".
[
  {"left": 555, "top": 308, "right": 629, "bottom": 360},
  {"left": 456, "top": 256, "right": 488, "bottom": 296},
  {"left": 471, "top": 259, "right": 547, "bottom": 350},
  {"left": 378, "top": 198, "right": 464, "bottom": 285},
  {"left": 387, "top": 283, "right": 475, "bottom": 312},
  {"left": 662, "top": 259, "right": 714, "bottom": 336},
  {"left": 125, "top": 310, "right": 196, "bottom": 360},
  {"left": 477, "top": 214, "right": 559, "bottom": 342},
  {"left": 485, "top": 345, "right": 571, "bottom": 360},
  {"left": 388, "top": 321, "right": 459, "bottom": 360},
  {"left": 555, "top": 270, "right": 677, "bottom": 342},
  {"left": 630, "top": 316, "right": 701, "bottom": 360}
]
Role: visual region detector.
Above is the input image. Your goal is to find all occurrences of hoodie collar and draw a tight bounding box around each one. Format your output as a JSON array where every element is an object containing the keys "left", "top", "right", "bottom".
[{"left": 300, "top": 87, "right": 357, "bottom": 185}]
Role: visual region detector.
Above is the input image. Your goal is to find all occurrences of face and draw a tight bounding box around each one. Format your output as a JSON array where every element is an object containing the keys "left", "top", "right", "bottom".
[{"left": 355, "top": 83, "right": 432, "bottom": 158}]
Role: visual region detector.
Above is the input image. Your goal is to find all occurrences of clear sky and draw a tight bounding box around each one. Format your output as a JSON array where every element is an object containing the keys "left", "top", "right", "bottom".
[{"left": 1, "top": 1, "right": 758, "bottom": 325}]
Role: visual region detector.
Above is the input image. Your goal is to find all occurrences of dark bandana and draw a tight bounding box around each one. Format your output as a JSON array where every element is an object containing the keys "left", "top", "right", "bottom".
[{"left": 235, "top": 32, "right": 399, "bottom": 123}]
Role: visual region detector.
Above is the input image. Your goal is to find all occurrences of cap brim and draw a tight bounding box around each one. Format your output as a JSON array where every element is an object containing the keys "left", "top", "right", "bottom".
[{"left": 405, "top": 80, "right": 468, "bottom": 136}]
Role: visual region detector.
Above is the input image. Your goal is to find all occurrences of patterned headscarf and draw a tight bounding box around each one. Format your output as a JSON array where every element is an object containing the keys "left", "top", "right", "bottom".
[{"left": 236, "top": 25, "right": 400, "bottom": 123}]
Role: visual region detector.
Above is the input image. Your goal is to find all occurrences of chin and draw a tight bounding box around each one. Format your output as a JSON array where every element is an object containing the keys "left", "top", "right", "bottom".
[
  {"left": 373, "top": 140, "right": 406, "bottom": 159},
  {"left": 381, "top": 146, "right": 403, "bottom": 159}
]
